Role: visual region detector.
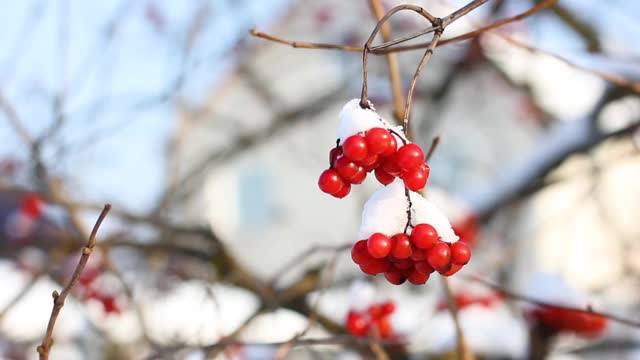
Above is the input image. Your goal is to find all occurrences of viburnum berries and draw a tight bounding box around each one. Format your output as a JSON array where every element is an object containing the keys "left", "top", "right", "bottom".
[
  {"left": 318, "top": 128, "right": 430, "bottom": 196},
  {"left": 346, "top": 301, "right": 396, "bottom": 338},
  {"left": 530, "top": 307, "right": 607, "bottom": 337},
  {"left": 324, "top": 100, "right": 470, "bottom": 286},
  {"left": 318, "top": 169, "right": 344, "bottom": 196},
  {"left": 351, "top": 223, "right": 471, "bottom": 285},
  {"left": 318, "top": 100, "right": 432, "bottom": 197}
]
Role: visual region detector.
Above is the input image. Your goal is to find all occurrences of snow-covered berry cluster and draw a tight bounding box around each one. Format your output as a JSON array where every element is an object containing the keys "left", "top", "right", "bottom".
[
  {"left": 352, "top": 222, "right": 471, "bottom": 285},
  {"left": 318, "top": 100, "right": 430, "bottom": 198},
  {"left": 346, "top": 301, "right": 396, "bottom": 338},
  {"left": 319, "top": 100, "right": 471, "bottom": 285}
]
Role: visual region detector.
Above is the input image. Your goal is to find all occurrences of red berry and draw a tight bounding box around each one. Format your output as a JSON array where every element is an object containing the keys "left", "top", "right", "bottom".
[
  {"left": 440, "top": 263, "right": 462, "bottom": 276},
  {"left": 534, "top": 308, "right": 607, "bottom": 337},
  {"left": 360, "top": 259, "right": 392, "bottom": 275},
  {"left": 368, "top": 304, "right": 383, "bottom": 319},
  {"left": 391, "top": 258, "right": 413, "bottom": 270},
  {"left": 21, "top": 194, "right": 44, "bottom": 218},
  {"left": 374, "top": 167, "right": 395, "bottom": 186},
  {"left": 334, "top": 156, "right": 360, "bottom": 182},
  {"left": 453, "top": 214, "right": 479, "bottom": 246},
  {"left": 358, "top": 153, "right": 378, "bottom": 168},
  {"left": 343, "top": 135, "right": 368, "bottom": 161},
  {"left": 98, "top": 294, "right": 121, "bottom": 314},
  {"left": 402, "top": 166, "right": 429, "bottom": 191},
  {"left": 381, "top": 156, "right": 401, "bottom": 176},
  {"left": 410, "top": 246, "right": 427, "bottom": 261},
  {"left": 365, "top": 128, "right": 392, "bottom": 154},
  {"left": 411, "top": 223, "right": 439, "bottom": 250},
  {"left": 351, "top": 166, "right": 367, "bottom": 184},
  {"left": 390, "top": 234, "right": 412, "bottom": 259},
  {"left": 381, "top": 301, "right": 396, "bottom": 315},
  {"left": 351, "top": 240, "right": 375, "bottom": 265},
  {"left": 450, "top": 241, "right": 471, "bottom": 265},
  {"left": 574, "top": 313, "right": 607, "bottom": 337},
  {"left": 384, "top": 271, "right": 406, "bottom": 285},
  {"left": 407, "top": 269, "right": 430, "bottom": 285},
  {"left": 318, "top": 169, "right": 344, "bottom": 195},
  {"left": 332, "top": 182, "right": 351, "bottom": 198},
  {"left": 375, "top": 316, "right": 393, "bottom": 338},
  {"left": 396, "top": 144, "right": 424, "bottom": 171},
  {"left": 427, "top": 242, "right": 451, "bottom": 272},
  {"left": 329, "top": 147, "right": 342, "bottom": 166},
  {"left": 367, "top": 233, "right": 392, "bottom": 258},
  {"left": 414, "top": 261, "right": 435, "bottom": 275},
  {"left": 381, "top": 135, "right": 398, "bottom": 157},
  {"left": 346, "top": 311, "right": 369, "bottom": 337}
]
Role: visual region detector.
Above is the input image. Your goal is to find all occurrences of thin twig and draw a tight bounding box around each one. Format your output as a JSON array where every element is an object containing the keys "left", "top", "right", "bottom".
[
  {"left": 373, "top": 0, "right": 556, "bottom": 52},
  {"left": 273, "top": 253, "right": 340, "bottom": 359},
  {"left": 0, "top": 91, "right": 33, "bottom": 146},
  {"left": 37, "top": 204, "right": 111, "bottom": 359},
  {"left": 360, "top": 4, "right": 440, "bottom": 108},
  {"left": 442, "top": 277, "right": 475, "bottom": 360},
  {"left": 367, "top": 0, "right": 405, "bottom": 123},
  {"left": 425, "top": 136, "right": 441, "bottom": 162},
  {"left": 402, "top": 29, "right": 442, "bottom": 133},
  {"left": 466, "top": 275, "right": 640, "bottom": 328}
]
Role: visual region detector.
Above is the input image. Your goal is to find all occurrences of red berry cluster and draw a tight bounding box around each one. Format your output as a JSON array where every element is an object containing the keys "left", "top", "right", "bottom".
[
  {"left": 346, "top": 301, "right": 396, "bottom": 338},
  {"left": 351, "top": 223, "right": 471, "bottom": 285},
  {"left": 76, "top": 259, "right": 123, "bottom": 315},
  {"left": 436, "top": 292, "right": 504, "bottom": 311},
  {"left": 20, "top": 193, "right": 45, "bottom": 219},
  {"left": 318, "top": 128, "right": 430, "bottom": 197},
  {"left": 530, "top": 307, "right": 607, "bottom": 338}
]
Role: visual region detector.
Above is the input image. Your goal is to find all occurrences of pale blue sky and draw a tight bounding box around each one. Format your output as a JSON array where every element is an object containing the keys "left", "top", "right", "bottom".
[{"left": 0, "top": 0, "right": 289, "bottom": 213}]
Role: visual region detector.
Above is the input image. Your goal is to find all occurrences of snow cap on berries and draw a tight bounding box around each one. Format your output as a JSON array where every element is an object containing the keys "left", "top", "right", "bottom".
[
  {"left": 337, "top": 99, "right": 390, "bottom": 143},
  {"left": 359, "top": 180, "right": 459, "bottom": 243}
]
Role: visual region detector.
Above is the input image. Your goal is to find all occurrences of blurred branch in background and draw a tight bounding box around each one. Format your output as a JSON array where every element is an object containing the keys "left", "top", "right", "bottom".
[{"left": 0, "top": 0, "right": 637, "bottom": 359}]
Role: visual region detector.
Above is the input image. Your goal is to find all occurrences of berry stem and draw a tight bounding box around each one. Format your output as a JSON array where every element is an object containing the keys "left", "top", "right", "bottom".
[
  {"left": 388, "top": 128, "right": 408, "bottom": 145},
  {"left": 403, "top": 186, "right": 413, "bottom": 233},
  {"left": 402, "top": 28, "right": 443, "bottom": 134}
]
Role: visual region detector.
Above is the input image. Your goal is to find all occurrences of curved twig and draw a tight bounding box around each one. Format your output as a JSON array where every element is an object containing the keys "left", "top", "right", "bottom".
[{"left": 360, "top": 5, "right": 440, "bottom": 109}]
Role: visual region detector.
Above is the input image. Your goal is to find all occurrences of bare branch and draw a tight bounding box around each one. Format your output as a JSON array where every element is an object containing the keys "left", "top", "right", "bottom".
[
  {"left": 442, "top": 277, "right": 476, "bottom": 360},
  {"left": 37, "top": 204, "right": 112, "bottom": 359},
  {"left": 467, "top": 275, "right": 640, "bottom": 328},
  {"left": 367, "top": 0, "right": 405, "bottom": 123},
  {"left": 0, "top": 91, "right": 33, "bottom": 146}
]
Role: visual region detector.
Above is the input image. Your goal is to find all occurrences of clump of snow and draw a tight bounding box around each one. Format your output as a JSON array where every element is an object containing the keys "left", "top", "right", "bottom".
[
  {"left": 0, "top": 262, "right": 87, "bottom": 342},
  {"left": 411, "top": 302, "right": 527, "bottom": 358},
  {"left": 523, "top": 272, "right": 587, "bottom": 309},
  {"left": 348, "top": 279, "right": 376, "bottom": 313},
  {"left": 238, "top": 308, "right": 329, "bottom": 343},
  {"left": 358, "top": 180, "right": 458, "bottom": 243},
  {"left": 424, "top": 188, "right": 475, "bottom": 227},
  {"left": 140, "top": 281, "right": 260, "bottom": 345},
  {"left": 337, "top": 99, "right": 404, "bottom": 143}
]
